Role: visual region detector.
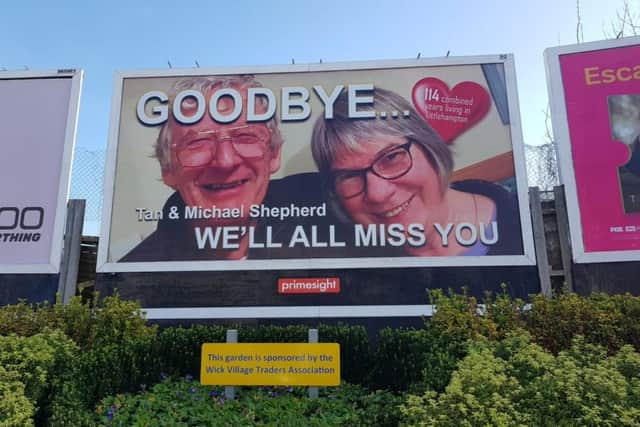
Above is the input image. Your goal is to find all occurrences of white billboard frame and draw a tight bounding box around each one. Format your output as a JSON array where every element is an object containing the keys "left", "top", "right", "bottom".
[
  {"left": 545, "top": 36, "right": 640, "bottom": 263},
  {"left": 98, "top": 55, "right": 535, "bottom": 273},
  {"left": 0, "top": 70, "right": 83, "bottom": 274}
]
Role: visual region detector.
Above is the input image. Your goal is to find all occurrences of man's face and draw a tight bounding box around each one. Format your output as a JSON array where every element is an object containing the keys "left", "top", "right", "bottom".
[{"left": 162, "top": 86, "right": 281, "bottom": 223}]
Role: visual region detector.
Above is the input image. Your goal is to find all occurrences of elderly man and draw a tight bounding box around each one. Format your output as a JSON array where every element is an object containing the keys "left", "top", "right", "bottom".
[{"left": 121, "top": 75, "right": 284, "bottom": 261}]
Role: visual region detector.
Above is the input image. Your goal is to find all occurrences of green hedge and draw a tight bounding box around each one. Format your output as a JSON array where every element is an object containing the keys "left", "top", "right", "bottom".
[
  {"left": 0, "top": 366, "right": 34, "bottom": 427},
  {"left": 0, "top": 330, "right": 94, "bottom": 427},
  {"left": 400, "top": 333, "right": 640, "bottom": 426},
  {"left": 2, "top": 289, "right": 640, "bottom": 426},
  {"left": 0, "top": 293, "right": 156, "bottom": 350},
  {"left": 59, "top": 322, "right": 371, "bottom": 408},
  {"left": 524, "top": 292, "right": 640, "bottom": 354}
]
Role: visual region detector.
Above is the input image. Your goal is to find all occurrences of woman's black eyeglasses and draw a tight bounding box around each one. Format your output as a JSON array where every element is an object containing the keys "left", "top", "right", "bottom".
[{"left": 331, "top": 140, "right": 414, "bottom": 199}]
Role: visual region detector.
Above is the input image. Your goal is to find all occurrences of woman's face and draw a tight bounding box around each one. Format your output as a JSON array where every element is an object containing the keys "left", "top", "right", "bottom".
[{"left": 331, "top": 135, "right": 447, "bottom": 229}]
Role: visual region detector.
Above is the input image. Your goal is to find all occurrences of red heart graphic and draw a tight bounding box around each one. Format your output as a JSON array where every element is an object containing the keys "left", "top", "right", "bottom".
[{"left": 411, "top": 78, "right": 491, "bottom": 143}]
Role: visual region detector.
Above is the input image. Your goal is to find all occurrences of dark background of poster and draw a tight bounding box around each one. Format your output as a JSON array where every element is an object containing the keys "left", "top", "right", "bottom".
[
  {"left": 96, "top": 266, "right": 539, "bottom": 309},
  {"left": 0, "top": 275, "right": 58, "bottom": 305}
]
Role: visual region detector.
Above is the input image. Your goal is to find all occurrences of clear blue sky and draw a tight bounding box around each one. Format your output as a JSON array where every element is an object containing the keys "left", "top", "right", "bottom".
[{"left": 0, "top": 0, "right": 629, "bottom": 149}]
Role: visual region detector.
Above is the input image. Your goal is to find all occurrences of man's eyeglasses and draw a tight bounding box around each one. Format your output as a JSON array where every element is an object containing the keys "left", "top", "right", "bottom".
[
  {"left": 172, "top": 125, "right": 271, "bottom": 167},
  {"left": 331, "top": 140, "right": 414, "bottom": 199}
]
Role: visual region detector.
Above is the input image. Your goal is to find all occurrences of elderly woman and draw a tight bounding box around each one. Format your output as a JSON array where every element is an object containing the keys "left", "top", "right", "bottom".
[{"left": 311, "top": 87, "right": 522, "bottom": 256}]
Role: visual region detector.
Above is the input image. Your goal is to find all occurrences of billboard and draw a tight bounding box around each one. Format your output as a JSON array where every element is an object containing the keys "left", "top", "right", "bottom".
[
  {"left": 98, "top": 56, "right": 534, "bottom": 273},
  {"left": 546, "top": 36, "right": 640, "bottom": 263},
  {"left": 0, "top": 70, "right": 83, "bottom": 273}
]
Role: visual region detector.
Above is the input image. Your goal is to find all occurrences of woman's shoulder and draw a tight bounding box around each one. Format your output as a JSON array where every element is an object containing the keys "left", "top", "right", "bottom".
[{"left": 451, "top": 179, "right": 523, "bottom": 255}]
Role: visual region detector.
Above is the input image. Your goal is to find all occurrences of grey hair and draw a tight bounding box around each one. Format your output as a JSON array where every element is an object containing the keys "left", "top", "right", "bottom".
[
  {"left": 155, "top": 75, "right": 283, "bottom": 171},
  {"left": 311, "top": 87, "right": 453, "bottom": 195}
]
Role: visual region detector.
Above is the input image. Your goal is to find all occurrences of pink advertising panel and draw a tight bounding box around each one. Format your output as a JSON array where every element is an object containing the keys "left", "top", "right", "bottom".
[
  {"left": 546, "top": 37, "right": 640, "bottom": 262},
  {"left": 0, "top": 71, "right": 83, "bottom": 273}
]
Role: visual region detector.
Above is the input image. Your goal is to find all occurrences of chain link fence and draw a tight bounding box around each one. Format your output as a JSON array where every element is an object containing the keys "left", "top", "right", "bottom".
[
  {"left": 68, "top": 144, "right": 561, "bottom": 234},
  {"left": 69, "top": 147, "right": 105, "bottom": 235},
  {"left": 524, "top": 143, "right": 559, "bottom": 199}
]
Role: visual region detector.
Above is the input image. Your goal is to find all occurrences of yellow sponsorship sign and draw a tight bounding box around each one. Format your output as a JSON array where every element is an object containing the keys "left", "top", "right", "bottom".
[{"left": 200, "top": 343, "right": 340, "bottom": 386}]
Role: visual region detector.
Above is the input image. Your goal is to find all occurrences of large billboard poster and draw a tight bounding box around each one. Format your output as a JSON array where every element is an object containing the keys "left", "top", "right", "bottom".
[
  {"left": 98, "top": 56, "right": 534, "bottom": 273},
  {"left": 0, "top": 71, "right": 83, "bottom": 273},
  {"left": 546, "top": 37, "right": 640, "bottom": 263}
]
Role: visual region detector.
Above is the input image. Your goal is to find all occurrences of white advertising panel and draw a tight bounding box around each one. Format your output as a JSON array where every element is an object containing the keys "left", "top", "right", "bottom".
[
  {"left": 0, "top": 70, "right": 83, "bottom": 273},
  {"left": 98, "top": 56, "right": 534, "bottom": 273}
]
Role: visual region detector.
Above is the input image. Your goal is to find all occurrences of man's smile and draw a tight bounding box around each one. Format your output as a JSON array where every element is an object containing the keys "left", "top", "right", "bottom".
[{"left": 198, "top": 178, "right": 250, "bottom": 192}]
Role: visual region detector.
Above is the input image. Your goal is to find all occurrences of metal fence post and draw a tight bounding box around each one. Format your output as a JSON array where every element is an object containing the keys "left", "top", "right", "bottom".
[
  {"left": 225, "top": 329, "right": 238, "bottom": 400},
  {"left": 553, "top": 185, "right": 574, "bottom": 292},
  {"left": 529, "top": 187, "right": 552, "bottom": 297},
  {"left": 308, "top": 329, "right": 319, "bottom": 399},
  {"left": 57, "top": 199, "right": 85, "bottom": 304}
]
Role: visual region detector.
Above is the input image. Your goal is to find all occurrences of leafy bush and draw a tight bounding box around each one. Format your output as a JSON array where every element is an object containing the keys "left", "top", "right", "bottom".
[
  {"left": 0, "top": 331, "right": 76, "bottom": 406},
  {"left": 0, "top": 330, "right": 89, "bottom": 426},
  {"left": 89, "top": 293, "right": 157, "bottom": 348},
  {"left": 45, "top": 381, "right": 96, "bottom": 427},
  {"left": 425, "top": 288, "right": 640, "bottom": 355},
  {"left": 370, "top": 289, "right": 518, "bottom": 394},
  {"left": 610, "top": 293, "right": 640, "bottom": 350},
  {"left": 400, "top": 348, "right": 523, "bottom": 426},
  {"left": 416, "top": 328, "right": 469, "bottom": 394},
  {"left": 50, "top": 295, "right": 95, "bottom": 348},
  {"left": 74, "top": 336, "right": 158, "bottom": 408},
  {"left": 149, "top": 325, "right": 227, "bottom": 379},
  {"left": 428, "top": 289, "right": 499, "bottom": 341},
  {"left": 518, "top": 338, "right": 640, "bottom": 426},
  {"left": 0, "top": 301, "right": 55, "bottom": 337},
  {"left": 136, "top": 323, "right": 371, "bottom": 386},
  {"left": 94, "top": 377, "right": 399, "bottom": 427},
  {"left": 0, "top": 366, "right": 34, "bottom": 427},
  {"left": 3, "top": 289, "right": 640, "bottom": 426},
  {"left": 0, "top": 293, "right": 156, "bottom": 351},
  {"left": 0, "top": 294, "right": 159, "bottom": 424},
  {"left": 368, "top": 289, "right": 518, "bottom": 394},
  {"left": 318, "top": 324, "right": 371, "bottom": 386},
  {"left": 69, "top": 322, "right": 370, "bottom": 410},
  {"left": 524, "top": 292, "right": 619, "bottom": 354},
  {"left": 400, "top": 332, "right": 640, "bottom": 427},
  {"left": 369, "top": 328, "right": 430, "bottom": 392},
  {"left": 482, "top": 287, "right": 527, "bottom": 339},
  {"left": 531, "top": 292, "right": 640, "bottom": 354}
]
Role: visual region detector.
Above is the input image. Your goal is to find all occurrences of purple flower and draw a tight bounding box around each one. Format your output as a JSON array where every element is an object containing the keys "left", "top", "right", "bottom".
[
  {"left": 189, "top": 387, "right": 196, "bottom": 393},
  {"left": 195, "top": 396, "right": 200, "bottom": 401},
  {"left": 217, "top": 397, "right": 225, "bottom": 405},
  {"left": 286, "top": 387, "right": 294, "bottom": 393},
  {"left": 209, "top": 390, "right": 219, "bottom": 398},
  {"left": 185, "top": 374, "right": 193, "bottom": 382},
  {"left": 160, "top": 372, "right": 168, "bottom": 381},
  {"left": 106, "top": 408, "right": 114, "bottom": 421}
]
